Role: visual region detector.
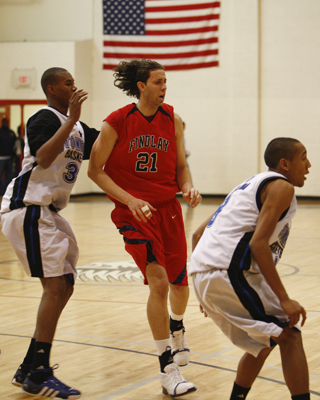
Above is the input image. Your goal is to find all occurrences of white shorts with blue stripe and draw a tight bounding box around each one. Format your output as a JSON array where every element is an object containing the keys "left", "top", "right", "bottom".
[
  {"left": 1, "top": 205, "right": 78, "bottom": 282},
  {"left": 192, "top": 268, "right": 300, "bottom": 357}
]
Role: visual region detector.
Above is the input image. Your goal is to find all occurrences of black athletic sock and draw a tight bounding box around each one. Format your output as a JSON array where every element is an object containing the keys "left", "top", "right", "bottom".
[
  {"left": 170, "top": 316, "right": 183, "bottom": 332},
  {"left": 32, "top": 341, "right": 52, "bottom": 370},
  {"left": 292, "top": 394, "right": 310, "bottom": 400},
  {"left": 22, "top": 337, "right": 36, "bottom": 366},
  {"left": 159, "top": 348, "right": 174, "bottom": 372},
  {"left": 229, "top": 382, "right": 251, "bottom": 400}
]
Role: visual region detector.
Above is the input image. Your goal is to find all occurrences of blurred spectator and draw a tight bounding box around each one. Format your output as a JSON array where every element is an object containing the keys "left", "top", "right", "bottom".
[
  {"left": 182, "top": 121, "right": 191, "bottom": 160},
  {"left": 0, "top": 118, "right": 16, "bottom": 195},
  {"left": 13, "top": 124, "right": 25, "bottom": 177}
]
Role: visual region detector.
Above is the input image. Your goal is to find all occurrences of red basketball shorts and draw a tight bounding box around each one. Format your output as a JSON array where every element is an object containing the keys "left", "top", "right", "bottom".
[{"left": 111, "top": 197, "right": 188, "bottom": 286}]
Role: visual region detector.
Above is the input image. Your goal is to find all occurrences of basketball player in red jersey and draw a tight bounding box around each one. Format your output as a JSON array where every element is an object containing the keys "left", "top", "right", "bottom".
[{"left": 88, "top": 59, "right": 201, "bottom": 397}]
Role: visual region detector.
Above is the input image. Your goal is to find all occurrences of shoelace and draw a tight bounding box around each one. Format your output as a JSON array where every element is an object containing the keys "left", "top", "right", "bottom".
[
  {"left": 169, "top": 368, "right": 185, "bottom": 385},
  {"left": 51, "top": 364, "right": 59, "bottom": 372}
]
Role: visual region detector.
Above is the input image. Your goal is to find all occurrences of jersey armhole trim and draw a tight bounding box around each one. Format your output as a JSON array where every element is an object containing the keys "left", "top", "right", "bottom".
[{"left": 256, "top": 176, "right": 290, "bottom": 221}]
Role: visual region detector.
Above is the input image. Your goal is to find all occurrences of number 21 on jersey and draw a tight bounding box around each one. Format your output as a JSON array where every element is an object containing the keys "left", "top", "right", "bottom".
[{"left": 135, "top": 152, "right": 158, "bottom": 173}]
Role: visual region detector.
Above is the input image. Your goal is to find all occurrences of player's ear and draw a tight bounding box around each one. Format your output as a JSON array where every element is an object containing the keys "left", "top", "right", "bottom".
[
  {"left": 47, "top": 84, "right": 56, "bottom": 96},
  {"left": 137, "top": 81, "right": 145, "bottom": 93},
  {"left": 278, "top": 157, "right": 290, "bottom": 171}
]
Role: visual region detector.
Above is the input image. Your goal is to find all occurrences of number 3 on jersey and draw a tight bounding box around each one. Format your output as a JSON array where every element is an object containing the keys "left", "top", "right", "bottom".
[
  {"left": 63, "top": 162, "right": 79, "bottom": 183},
  {"left": 136, "top": 152, "right": 158, "bottom": 173}
]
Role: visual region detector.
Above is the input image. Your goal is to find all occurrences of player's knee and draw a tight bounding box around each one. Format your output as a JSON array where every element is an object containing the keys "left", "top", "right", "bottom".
[
  {"left": 274, "top": 327, "right": 302, "bottom": 348},
  {"left": 150, "top": 277, "right": 169, "bottom": 298},
  {"left": 65, "top": 280, "right": 74, "bottom": 299},
  {"left": 42, "top": 275, "right": 73, "bottom": 298},
  {"left": 169, "top": 283, "right": 189, "bottom": 297},
  {"left": 146, "top": 262, "right": 169, "bottom": 296},
  {"left": 257, "top": 346, "right": 274, "bottom": 360}
]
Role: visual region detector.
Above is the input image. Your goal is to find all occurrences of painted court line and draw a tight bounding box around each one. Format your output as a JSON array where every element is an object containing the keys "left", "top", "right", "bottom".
[{"left": 1, "top": 332, "right": 319, "bottom": 398}]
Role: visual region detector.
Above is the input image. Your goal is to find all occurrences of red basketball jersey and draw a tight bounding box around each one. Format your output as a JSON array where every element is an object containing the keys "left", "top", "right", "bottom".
[{"left": 104, "top": 103, "right": 180, "bottom": 204}]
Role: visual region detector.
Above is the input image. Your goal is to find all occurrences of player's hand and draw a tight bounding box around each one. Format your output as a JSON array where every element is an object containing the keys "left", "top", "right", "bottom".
[
  {"left": 68, "top": 89, "right": 88, "bottom": 122},
  {"left": 199, "top": 304, "right": 208, "bottom": 318},
  {"left": 182, "top": 188, "right": 202, "bottom": 208},
  {"left": 127, "top": 198, "right": 157, "bottom": 222},
  {"left": 280, "top": 298, "right": 307, "bottom": 327}
]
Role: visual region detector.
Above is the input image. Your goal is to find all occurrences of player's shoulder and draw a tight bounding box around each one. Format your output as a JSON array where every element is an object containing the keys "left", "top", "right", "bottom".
[
  {"left": 107, "top": 103, "right": 136, "bottom": 120},
  {"left": 173, "top": 112, "right": 183, "bottom": 124},
  {"left": 265, "top": 177, "right": 295, "bottom": 202},
  {"left": 121, "top": 103, "right": 136, "bottom": 112},
  {"left": 27, "top": 108, "right": 60, "bottom": 128},
  {"left": 32, "top": 107, "right": 60, "bottom": 121},
  {"left": 161, "top": 102, "right": 174, "bottom": 114},
  {"left": 158, "top": 103, "right": 174, "bottom": 122},
  {"left": 268, "top": 177, "right": 294, "bottom": 191},
  {"left": 118, "top": 103, "right": 136, "bottom": 115}
]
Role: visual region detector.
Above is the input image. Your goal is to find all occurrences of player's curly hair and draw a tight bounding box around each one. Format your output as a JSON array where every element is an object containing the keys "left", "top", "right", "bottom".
[
  {"left": 264, "top": 137, "right": 300, "bottom": 169},
  {"left": 41, "top": 67, "right": 67, "bottom": 96},
  {"left": 113, "top": 59, "right": 164, "bottom": 99}
]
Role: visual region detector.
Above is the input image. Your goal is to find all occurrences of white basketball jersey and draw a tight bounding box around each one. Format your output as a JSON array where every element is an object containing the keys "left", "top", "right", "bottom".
[
  {"left": 0, "top": 106, "right": 85, "bottom": 213},
  {"left": 189, "top": 171, "right": 297, "bottom": 275}
]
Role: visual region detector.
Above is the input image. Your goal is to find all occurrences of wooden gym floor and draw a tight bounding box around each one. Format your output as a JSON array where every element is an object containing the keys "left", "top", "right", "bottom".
[{"left": 0, "top": 195, "right": 319, "bottom": 400}]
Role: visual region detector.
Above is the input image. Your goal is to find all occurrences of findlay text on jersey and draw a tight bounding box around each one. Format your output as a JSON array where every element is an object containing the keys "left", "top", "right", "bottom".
[{"left": 128, "top": 134, "right": 170, "bottom": 153}]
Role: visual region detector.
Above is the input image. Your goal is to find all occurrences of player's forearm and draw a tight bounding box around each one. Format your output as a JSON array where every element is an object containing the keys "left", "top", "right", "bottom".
[
  {"left": 36, "top": 118, "right": 76, "bottom": 168},
  {"left": 88, "top": 167, "right": 135, "bottom": 206},
  {"left": 177, "top": 165, "right": 192, "bottom": 193},
  {"left": 192, "top": 229, "right": 202, "bottom": 252},
  {"left": 192, "top": 216, "right": 212, "bottom": 251}
]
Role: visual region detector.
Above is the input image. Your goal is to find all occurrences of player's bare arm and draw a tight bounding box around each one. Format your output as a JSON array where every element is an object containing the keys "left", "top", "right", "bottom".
[
  {"left": 88, "top": 121, "right": 156, "bottom": 223},
  {"left": 192, "top": 214, "right": 214, "bottom": 318},
  {"left": 36, "top": 89, "right": 88, "bottom": 169},
  {"left": 192, "top": 215, "right": 213, "bottom": 251},
  {"left": 249, "top": 179, "right": 306, "bottom": 327},
  {"left": 174, "top": 113, "right": 201, "bottom": 207}
]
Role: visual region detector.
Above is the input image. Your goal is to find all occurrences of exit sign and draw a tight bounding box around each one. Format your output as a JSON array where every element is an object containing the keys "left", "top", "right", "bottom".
[{"left": 11, "top": 68, "right": 36, "bottom": 89}]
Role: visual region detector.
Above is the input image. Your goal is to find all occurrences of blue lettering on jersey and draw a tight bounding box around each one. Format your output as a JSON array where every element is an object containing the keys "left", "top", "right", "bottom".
[
  {"left": 63, "top": 135, "right": 84, "bottom": 161},
  {"left": 208, "top": 193, "right": 232, "bottom": 227},
  {"left": 65, "top": 149, "right": 83, "bottom": 162},
  {"left": 207, "top": 178, "right": 254, "bottom": 228},
  {"left": 64, "top": 136, "right": 84, "bottom": 153},
  {"left": 270, "top": 223, "right": 290, "bottom": 265}
]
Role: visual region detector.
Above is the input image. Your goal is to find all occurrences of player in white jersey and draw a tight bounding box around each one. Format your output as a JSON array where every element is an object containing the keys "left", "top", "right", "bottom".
[
  {"left": 0, "top": 67, "right": 98, "bottom": 399},
  {"left": 189, "top": 138, "right": 311, "bottom": 400}
]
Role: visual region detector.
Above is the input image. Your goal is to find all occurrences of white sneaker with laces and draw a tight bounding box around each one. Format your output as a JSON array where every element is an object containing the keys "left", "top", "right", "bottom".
[
  {"left": 171, "top": 328, "right": 190, "bottom": 367},
  {"left": 159, "top": 363, "right": 196, "bottom": 397}
]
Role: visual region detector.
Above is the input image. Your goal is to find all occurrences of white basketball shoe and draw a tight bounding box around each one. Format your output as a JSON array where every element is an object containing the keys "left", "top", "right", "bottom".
[{"left": 160, "top": 363, "right": 196, "bottom": 397}]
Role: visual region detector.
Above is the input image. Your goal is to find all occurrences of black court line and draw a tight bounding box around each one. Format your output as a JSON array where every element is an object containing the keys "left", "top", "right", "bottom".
[
  {"left": 1, "top": 332, "right": 319, "bottom": 396},
  {"left": 279, "top": 263, "right": 300, "bottom": 277}
]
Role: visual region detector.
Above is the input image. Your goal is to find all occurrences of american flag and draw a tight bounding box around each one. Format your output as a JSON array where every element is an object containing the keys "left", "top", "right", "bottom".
[{"left": 102, "top": 0, "right": 221, "bottom": 71}]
